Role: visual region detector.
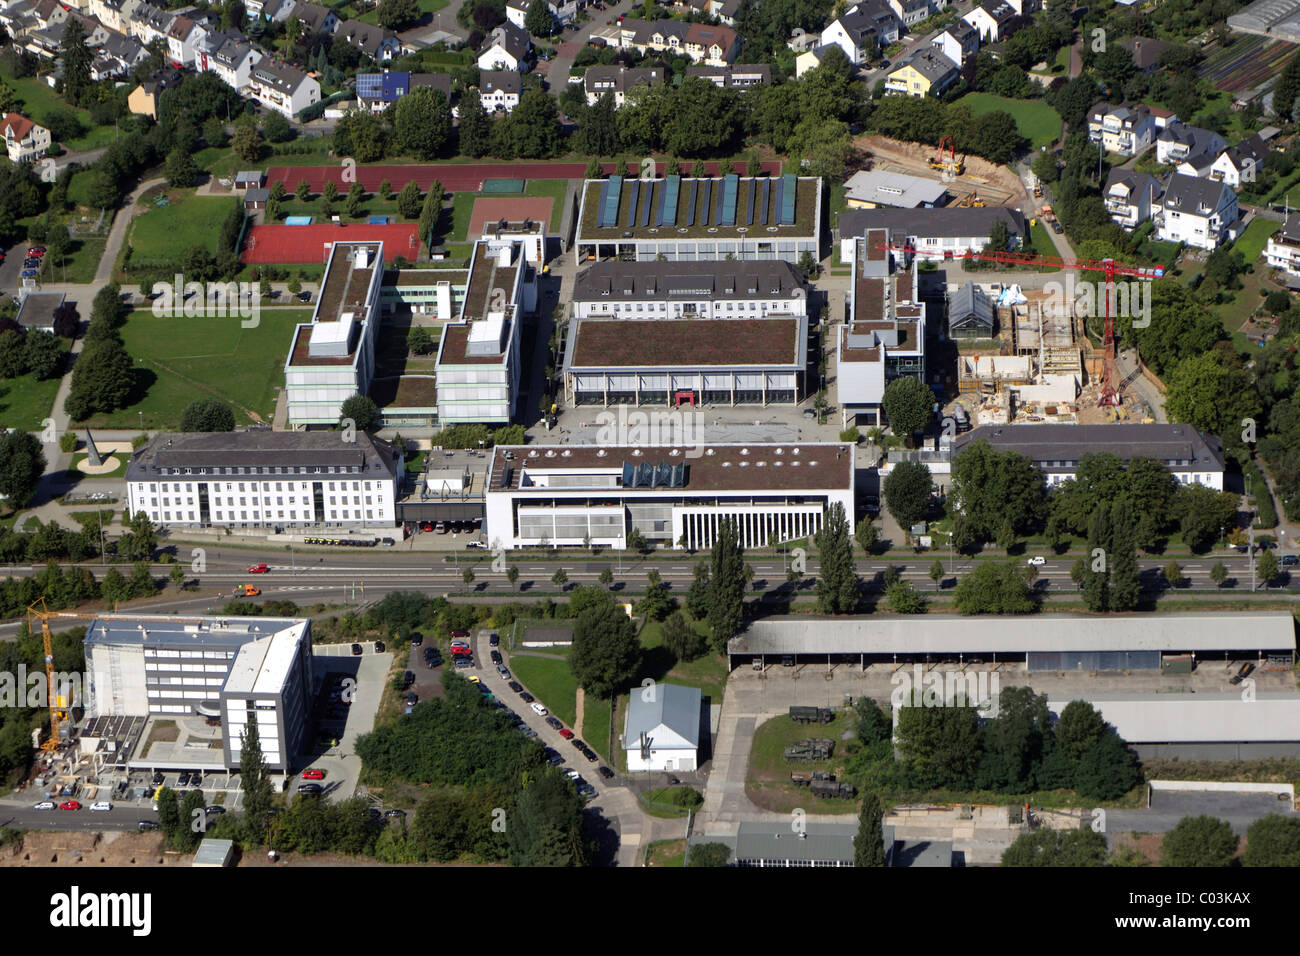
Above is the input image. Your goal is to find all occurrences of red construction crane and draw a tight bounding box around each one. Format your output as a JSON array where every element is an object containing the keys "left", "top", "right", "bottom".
[{"left": 877, "top": 243, "right": 1164, "bottom": 407}]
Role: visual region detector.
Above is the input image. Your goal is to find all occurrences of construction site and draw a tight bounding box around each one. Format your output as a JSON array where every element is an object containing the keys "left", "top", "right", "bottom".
[
  {"left": 953, "top": 285, "right": 1155, "bottom": 427},
  {"left": 853, "top": 135, "right": 1027, "bottom": 209}
]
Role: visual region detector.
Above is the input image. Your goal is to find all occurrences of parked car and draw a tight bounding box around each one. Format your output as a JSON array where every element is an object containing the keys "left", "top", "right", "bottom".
[
  {"left": 20, "top": 269, "right": 37, "bottom": 277},
  {"left": 497, "top": 664, "right": 511, "bottom": 679},
  {"left": 489, "top": 633, "right": 500, "bottom": 647},
  {"left": 1283, "top": 555, "right": 1298, "bottom": 567},
  {"left": 531, "top": 701, "right": 548, "bottom": 716},
  {"left": 598, "top": 766, "right": 614, "bottom": 780},
  {"left": 559, "top": 728, "right": 574, "bottom": 739},
  {"left": 205, "top": 805, "right": 226, "bottom": 816},
  {"left": 296, "top": 783, "right": 323, "bottom": 796},
  {"left": 297, "top": 291, "right": 312, "bottom": 302},
  {"left": 508, "top": 681, "right": 523, "bottom": 693},
  {"left": 409, "top": 632, "right": 424, "bottom": 646},
  {"left": 404, "top": 691, "right": 418, "bottom": 706},
  {"left": 351, "top": 643, "right": 363, "bottom": 656},
  {"left": 34, "top": 801, "right": 55, "bottom": 811},
  {"left": 59, "top": 800, "right": 81, "bottom": 811},
  {"left": 138, "top": 820, "right": 160, "bottom": 831},
  {"left": 519, "top": 691, "right": 535, "bottom": 703},
  {"left": 490, "top": 650, "right": 503, "bottom": 664},
  {"left": 301, "top": 769, "right": 326, "bottom": 780},
  {"left": 178, "top": 771, "right": 191, "bottom": 787},
  {"left": 375, "top": 640, "right": 386, "bottom": 653},
  {"left": 384, "top": 808, "right": 406, "bottom": 819},
  {"left": 546, "top": 716, "right": 563, "bottom": 729},
  {"left": 454, "top": 658, "right": 472, "bottom": 669}
]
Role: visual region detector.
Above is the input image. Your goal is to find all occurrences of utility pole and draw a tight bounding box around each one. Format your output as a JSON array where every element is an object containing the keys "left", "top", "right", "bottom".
[{"left": 1249, "top": 525, "right": 1256, "bottom": 593}]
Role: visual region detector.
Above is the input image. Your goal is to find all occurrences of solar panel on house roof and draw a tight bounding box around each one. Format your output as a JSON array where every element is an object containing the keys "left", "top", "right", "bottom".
[
  {"left": 625, "top": 180, "right": 640, "bottom": 228},
  {"left": 760, "top": 178, "right": 770, "bottom": 225},
  {"left": 720, "top": 173, "right": 738, "bottom": 227},
  {"left": 745, "top": 178, "right": 756, "bottom": 226},
  {"left": 355, "top": 73, "right": 382, "bottom": 99},
  {"left": 779, "top": 173, "right": 796, "bottom": 224},
  {"left": 659, "top": 175, "right": 679, "bottom": 225},
  {"left": 598, "top": 176, "right": 623, "bottom": 228}
]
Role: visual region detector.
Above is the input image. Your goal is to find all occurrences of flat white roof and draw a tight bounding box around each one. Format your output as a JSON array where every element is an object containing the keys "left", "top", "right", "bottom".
[
  {"left": 223, "top": 622, "right": 307, "bottom": 695},
  {"left": 1046, "top": 694, "right": 1300, "bottom": 743},
  {"left": 733, "top": 613, "right": 1296, "bottom": 656},
  {"left": 844, "top": 169, "right": 947, "bottom": 208}
]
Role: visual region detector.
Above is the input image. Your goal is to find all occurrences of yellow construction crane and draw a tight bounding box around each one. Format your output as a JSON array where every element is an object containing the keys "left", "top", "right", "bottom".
[{"left": 26, "top": 599, "right": 78, "bottom": 753}]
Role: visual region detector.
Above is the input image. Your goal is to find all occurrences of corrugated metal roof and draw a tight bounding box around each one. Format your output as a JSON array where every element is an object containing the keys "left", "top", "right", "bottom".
[
  {"left": 1045, "top": 694, "right": 1300, "bottom": 743},
  {"left": 624, "top": 682, "right": 701, "bottom": 746}
]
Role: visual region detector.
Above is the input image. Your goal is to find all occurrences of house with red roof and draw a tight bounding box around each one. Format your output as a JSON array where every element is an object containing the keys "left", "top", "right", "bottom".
[{"left": 1, "top": 113, "right": 51, "bottom": 163}]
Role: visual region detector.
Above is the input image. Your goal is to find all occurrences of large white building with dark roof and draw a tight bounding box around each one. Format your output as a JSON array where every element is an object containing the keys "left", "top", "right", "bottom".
[
  {"left": 126, "top": 430, "right": 404, "bottom": 529},
  {"left": 485, "top": 443, "right": 855, "bottom": 550}
]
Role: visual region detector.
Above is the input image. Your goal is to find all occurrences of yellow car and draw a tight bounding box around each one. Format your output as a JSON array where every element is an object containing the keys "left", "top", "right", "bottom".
[{"left": 467, "top": 675, "right": 482, "bottom": 684}]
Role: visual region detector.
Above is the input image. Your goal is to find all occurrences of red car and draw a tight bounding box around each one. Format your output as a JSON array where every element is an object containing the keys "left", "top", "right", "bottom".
[
  {"left": 559, "top": 728, "right": 574, "bottom": 739},
  {"left": 419, "top": 521, "right": 434, "bottom": 532},
  {"left": 450, "top": 645, "right": 471, "bottom": 657},
  {"left": 248, "top": 563, "right": 269, "bottom": 573},
  {"left": 301, "top": 769, "right": 326, "bottom": 780},
  {"left": 449, "top": 629, "right": 470, "bottom": 639},
  {"left": 59, "top": 800, "right": 81, "bottom": 811},
  {"left": 27, "top": 247, "right": 45, "bottom": 257}
]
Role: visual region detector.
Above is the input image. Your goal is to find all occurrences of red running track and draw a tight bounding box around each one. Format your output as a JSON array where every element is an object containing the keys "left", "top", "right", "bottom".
[{"left": 265, "top": 160, "right": 786, "bottom": 193}]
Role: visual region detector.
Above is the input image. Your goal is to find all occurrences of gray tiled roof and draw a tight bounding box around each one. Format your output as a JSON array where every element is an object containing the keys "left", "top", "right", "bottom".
[
  {"left": 840, "top": 205, "right": 1027, "bottom": 240},
  {"left": 573, "top": 259, "right": 803, "bottom": 302},
  {"left": 624, "top": 682, "right": 701, "bottom": 747},
  {"left": 953, "top": 423, "right": 1225, "bottom": 470},
  {"left": 1162, "top": 172, "right": 1234, "bottom": 214},
  {"left": 127, "top": 431, "right": 401, "bottom": 482}
]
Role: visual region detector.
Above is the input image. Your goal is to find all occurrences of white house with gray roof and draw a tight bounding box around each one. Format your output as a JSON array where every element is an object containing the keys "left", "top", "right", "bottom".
[
  {"left": 623, "top": 682, "right": 701, "bottom": 771},
  {"left": 1104, "top": 169, "right": 1162, "bottom": 231},
  {"left": 1155, "top": 173, "right": 1239, "bottom": 250},
  {"left": 1156, "top": 122, "right": 1226, "bottom": 167}
]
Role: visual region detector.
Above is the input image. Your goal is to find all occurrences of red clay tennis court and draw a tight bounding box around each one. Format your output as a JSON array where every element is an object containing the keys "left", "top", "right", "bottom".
[
  {"left": 264, "top": 160, "right": 785, "bottom": 194},
  {"left": 241, "top": 223, "right": 421, "bottom": 264}
]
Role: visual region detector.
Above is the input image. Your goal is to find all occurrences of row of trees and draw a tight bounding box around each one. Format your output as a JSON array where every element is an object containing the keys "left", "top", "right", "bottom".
[{"left": 65, "top": 284, "right": 135, "bottom": 422}]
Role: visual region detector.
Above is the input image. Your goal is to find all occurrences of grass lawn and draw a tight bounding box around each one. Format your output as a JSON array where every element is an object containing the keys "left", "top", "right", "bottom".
[
  {"left": 646, "top": 839, "right": 686, "bottom": 866},
  {"left": 127, "top": 194, "right": 240, "bottom": 262},
  {"left": 80, "top": 308, "right": 311, "bottom": 429},
  {"left": 637, "top": 618, "right": 728, "bottom": 702},
  {"left": 351, "top": 0, "right": 447, "bottom": 24},
  {"left": 510, "top": 652, "right": 578, "bottom": 726},
  {"left": 44, "top": 237, "right": 106, "bottom": 284},
  {"left": 0, "top": 367, "right": 65, "bottom": 431},
  {"left": 954, "top": 93, "right": 1060, "bottom": 150},
  {"left": 745, "top": 712, "right": 860, "bottom": 816},
  {"left": 0, "top": 68, "right": 119, "bottom": 152},
  {"left": 1233, "top": 217, "right": 1278, "bottom": 265},
  {"left": 583, "top": 692, "right": 612, "bottom": 762},
  {"left": 1027, "top": 220, "right": 1061, "bottom": 268}
]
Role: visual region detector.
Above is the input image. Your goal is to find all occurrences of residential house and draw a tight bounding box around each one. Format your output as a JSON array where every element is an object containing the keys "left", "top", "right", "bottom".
[
  {"left": 0, "top": 1, "right": 39, "bottom": 39},
  {"left": 682, "top": 0, "right": 742, "bottom": 25},
  {"left": 128, "top": 2, "right": 174, "bottom": 44},
  {"left": 15, "top": 292, "right": 66, "bottom": 333},
  {"left": 477, "top": 21, "right": 531, "bottom": 72},
  {"left": 165, "top": 14, "right": 207, "bottom": 67},
  {"left": 1156, "top": 121, "right": 1226, "bottom": 167},
  {"left": 126, "top": 66, "right": 180, "bottom": 119},
  {"left": 506, "top": 0, "right": 553, "bottom": 29},
  {"left": 479, "top": 70, "right": 522, "bottom": 113},
  {"left": 203, "top": 37, "right": 262, "bottom": 91},
  {"left": 1104, "top": 169, "right": 1163, "bottom": 231},
  {"left": 1000, "top": 0, "right": 1040, "bottom": 14},
  {"left": 288, "top": 0, "right": 338, "bottom": 36},
  {"left": 249, "top": 59, "right": 320, "bottom": 118},
  {"left": 617, "top": 18, "right": 741, "bottom": 66},
  {"left": 91, "top": 31, "right": 148, "bottom": 80},
  {"left": 795, "top": 43, "right": 835, "bottom": 77},
  {"left": 30, "top": 0, "right": 67, "bottom": 30},
  {"left": 1087, "top": 101, "right": 1157, "bottom": 157},
  {"left": 931, "top": 20, "right": 978, "bottom": 64},
  {"left": 245, "top": 0, "right": 294, "bottom": 23},
  {"left": 887, "top": 0, "right": 930, "bottom": 27},
  {"left": 88, "top": 0, "right": 139, "bottom": 32},
  {"left": 885, "top": 49, "right": 960, "bottom": 97},
  {"left": 1209, "top": 133, "right": 1269, "bottom": 189},
  {"left": 1265, "top": 212, "right": 1300, "bottom": 278},
  {"left": 1, "top": 112, "right": 50, "bottom": 162},
  {"left": 1156, "top": 173, "right": 1239, "bottom": 250},
  {"left": 583, "top": 65, "right": 663, "bottom": 107},
  {"left": 819, "top": 0, "right": 899, "bottom": 65},
  {"left": 27, "top": 12, "right": 110, "bottom": 61},
  {"left": 334, "top": 18, "right": 402, "bottom": 63},
  {"left": 1117, "top": 35, "right": 1172, "bottom": 71},
  {"left": 961, "top": 0, "right": 1019, "bottom": 44},
  {"left": 685, "top": 63, "right": 770, "bottom": 89},
  {"left": 837, "top": 206, "right": 1027, "bottom": 263},
  {"left": 355, "top": 71, "right": 452, "bottom": 113}
]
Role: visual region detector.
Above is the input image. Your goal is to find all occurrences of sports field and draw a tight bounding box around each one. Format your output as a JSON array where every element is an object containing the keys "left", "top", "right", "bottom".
[{"left": 80, "top": 308, "right": 312, "bottom": 429}]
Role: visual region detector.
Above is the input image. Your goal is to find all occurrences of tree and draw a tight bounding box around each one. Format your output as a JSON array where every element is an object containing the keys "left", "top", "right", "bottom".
[
  {"left": 462, "top": 567, "right": 475, "bottom": 589},
  {"left": 662, "top": 611, "right": 706, "bottom": 662},
  {"left": 1001, "top": 828, "right": 1108, "bottom": 866},
  {"left": 340, "top": 393, "right": 379, "bottom": 432},
  {"left": 1210, "top": 561, "right": 1229, "bottom": 588},
  {"left": 1244, "top": 814, "right": 1300, "bottom": 866},
  {"left": 179, "top": 400, "right": 236, "bottom": 432},
  {"left": 407, "top": 326, "right": 433, "bottom": 355},
  {"left": 458, "top": 88, "right": 493, "bottom": 158},
  {"left": 262, "top": 109, "right": 293, "bottom": 143},
  {"left": 0, "top": 430, "right": 45, "bottom": 507},
  {"left": 395, "top": 88, "right": 452, "bottom": 160},
  {"left": 1162, "top": 559, "right": 1182, "bottom": 589},
  {"left": 855, "top": 519, "right": 878, "bottom": 553},
  {"left": 505, "top": 565, "right": 519, "bottom": 591},
  {"left": 814, "top": 501, "right": 857, "bottom": 613},
  {"left": 598, "top": 567, "right": 614, "bottom": 589},
  {"left": 156, "top": 786, "right": 181, "bottom": 842},
  {"left": 497, "top": 88, "right": 562, "bottom": 158},
  {"left": 1082, "top": 505, "right": 1111, "bottom": 612},
  {"left": 1175, "top": 483, "right": 1238, "bottom": 553},
  {"left": 296, "top": 179, "right": 312, "bottom": 203},
  {"left": 1055, "top": 700, "right": 1107, "bottom": 762},
  {"left": 164, "top": 148, "right": 199, "bottom": 187},
  {"left": 576, "top": 92, "right": 620, "bottom": 157},
  {"left": 417, "top": 179, "right": 444, "bottom": 248},
  {"left": 323, "top": 180, "right": 339, "bottom": 204},
  {"left": 169, "top": 563, "right": 185, "bottom": 589},
  {"left": 85, "top": 167, "right": 120, "bottom": 210},
  {"left": 685, "top": 561, "right": 710, "bottom": 618},
  {"left": 854, "top": 792, "right": 886, "bottom": 866},
  {"left": 929, "top": 559, "right": 944, "bottom": 591},
  {"left": 686, "top": 842, "right": 731, "bottom": 866},
  {"left": 59, "top": 16, "right": 93, "bottom": 107},
  {"left": 953, "top": 560, "right": 1034, "bottom": 615},
  {"left": 895, "top": 702, "right": 984, "bottom": 789},
  {"left": 51, "top": 303, "right": 79, "bottom": 339},
  {"left": 705, "top": 518, "right": 746, "bottom": 649},
  {"left": 23, "top": 330, "right": 62, "bottom": 380},
  {"left": 1108, "top": 499, "right": 1141, "bottom": 611},
  {"left": 883, "top": 460, "right": 932, "bottom": 528},
  {"left": 1073, "top": 730, "right": 1141, "bottom": 801},
  {"left": 885, "top": 579, "right": 925, "bottom": 613},
  {"left": 551, "top": 567, "right": 568, "bottom": 591},
  {"left": 524, "top": 0, "right": 554, "bottom": 36},
  {"left": 951, "top": 440, "right": 1046, "bottom": 542},
  {"left": 397, "top": 180, "right": 423, "bottom": 219},
  {"left": 569, "top": 596, "right": 640, "bottom": 698},
  {"left": 238, "top": 720, "right": 274, "bottom": 843},
  {"left": 231, "top": 123, "right": 263, "bottom": 162},
  {"left": 1156, "top": 815, "right": 1238, "bottom": 867},
  {"left": 881, "top": 376, "right": 935, "bottom": 444},
  {"left": 378, "top": 0, "right": 421, "bottom": 30},
  {"left": 1258, "top": 548, "right": 1279, "bottom": 588},
  {"left": 626, "top": 528, "right": 647, "bottom": 553}
]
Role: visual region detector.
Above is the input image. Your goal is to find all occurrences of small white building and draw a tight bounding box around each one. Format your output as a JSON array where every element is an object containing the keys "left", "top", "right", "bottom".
[
  {"left": 961, "top": 0, "right": 1019, "bottom": 43},
  {"left": 1155, "top": 173, "right": 1239, "bottom": 251},
  {"left": 477, "top": 21, "right": 531, "bottom": 72},
  {"left": 479, "top": 70, "right": 522, "bottom": 113},
  {"left": 1, "top": 112, "right": 50, "bottom": 162},
  {"left": 1104, "top": 169, "right": 1162, "bottom": 231},
  {"left": 623, "top": 683, "right": 702, "bottom": 772},
  {"left": 819, "top": 0, "right": 899, "bottom": 65},
  {"left": 1266, "top": 212, "right": 1300, "bottom": 277},
  {"left": 1156, "top": 122, "right": 1225, "bottom": 167},
  {"left": 249, "top": 60, "right": 320, "bottom": 118},
  {"left": 930, "top": 21, "right": 979, "bottom": 64}
]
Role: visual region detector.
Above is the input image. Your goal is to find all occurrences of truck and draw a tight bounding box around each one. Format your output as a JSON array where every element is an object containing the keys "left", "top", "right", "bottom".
[
  {"left": 783, "top": 738, "right": 834, "bottom": 761},
  {"left": 810, "top": 777, "right": 857, "bottom": 799},
  {"left": 233, "top": 584, "right": 261, "bottom": 596},
  {"left": 789, "top": 705, "right": 834, "bottom": 725}
]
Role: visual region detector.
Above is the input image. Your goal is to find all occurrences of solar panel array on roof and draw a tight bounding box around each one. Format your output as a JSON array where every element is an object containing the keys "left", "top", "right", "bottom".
[
  {"left": 700, "top": 180, "right": 712, "bottom": 225},
  {"left": 745, "top": 178, "right": 756, "bottom": 226},
  {"left": 640, "top": 180, "right": 653, "bottom": 227},
  {"left": 772, "top": 177, "right": 785, "bottom": 226},
  {"left": 779, "top": 173, "right": 796, "bottom": 225},
  {"left": 720, "top": 174, "right": 738, "bottom": 227},
  {"left": 622, "top": 460, "right": 686, "bottom": 488},
  {"left": 598, "top": 176, "right": 623, "bottom": 228},
  {"left": 625, "top": 180, "right": 640, "bottom": 228},
  {"left": 760, "top": 179, "right": 770, "bottom": 225},
  {"left": 686, "top": 180, "right": 698, "bottom": 226},
  {"left": 659, "top": 175, "right": 679, "bottom": 226},
  {"left": 355, "top": 74, "right": 382, "bottom": 100}
]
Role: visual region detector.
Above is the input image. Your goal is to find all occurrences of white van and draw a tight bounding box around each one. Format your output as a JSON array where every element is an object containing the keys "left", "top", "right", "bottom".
[
  {"left": 89, "top": 801, "right": 113, "bottom": 812},
  {"left": 530, "top": 702, "right": 548, "bottom": 716}
]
